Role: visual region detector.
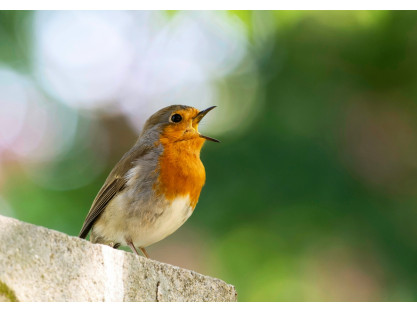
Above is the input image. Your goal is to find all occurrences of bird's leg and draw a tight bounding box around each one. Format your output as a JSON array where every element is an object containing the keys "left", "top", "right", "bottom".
[
  {"left": 127, "top": 240, "right": 140, "bottom": 256},
  {"left": 126, "top": 239, "right": 150, "bottom": 258},
  {"left": 140, "top": 247, "right": 150, "bottom": 258}
]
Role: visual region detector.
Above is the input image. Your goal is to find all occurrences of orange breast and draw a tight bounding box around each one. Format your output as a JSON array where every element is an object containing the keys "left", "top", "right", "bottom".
[{"left": 155, "top": 136, "right": 206, "bottom": 209}]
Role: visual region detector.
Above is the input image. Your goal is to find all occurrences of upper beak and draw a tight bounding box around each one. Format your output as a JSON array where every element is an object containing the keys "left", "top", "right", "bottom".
[{"left": 193, "top": 106, "right": 220, "bottom": 143}]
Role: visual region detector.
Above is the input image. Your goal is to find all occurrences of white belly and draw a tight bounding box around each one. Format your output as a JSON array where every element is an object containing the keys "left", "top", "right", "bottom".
[
  {"left": 92, "top": 191, "right": 194, "bottom": 249},
  {"left": 129, "top": 195, "right": 193, "bottom": 248}
]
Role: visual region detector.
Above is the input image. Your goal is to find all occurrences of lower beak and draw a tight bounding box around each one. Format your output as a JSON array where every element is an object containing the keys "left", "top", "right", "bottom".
[
  {"left": 193, "top": 106, "right": 220, "bottom": 143},
  {"left": 200, "top": 134, "right": 220, "bottom": 143}
]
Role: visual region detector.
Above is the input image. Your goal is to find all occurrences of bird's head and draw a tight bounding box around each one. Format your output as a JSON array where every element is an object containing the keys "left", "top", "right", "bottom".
[{"left": 141, "top": 105, "right": 219, "bottom": 148}]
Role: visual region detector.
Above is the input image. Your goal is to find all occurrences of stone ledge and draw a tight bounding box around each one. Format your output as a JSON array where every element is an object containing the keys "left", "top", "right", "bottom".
[{"left": 0, "top": 215, "right": 237, "bottom": 302}]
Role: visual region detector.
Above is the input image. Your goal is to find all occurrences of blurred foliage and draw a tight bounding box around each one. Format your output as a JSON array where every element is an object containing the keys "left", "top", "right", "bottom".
[
  {"left": 200, "top": 10, "right": 417, "bottom": 301},
  {"left": 0, "top": 11, "right": 31, "bottom": 70},
  {"left": 2, "top": 10, "right": 417, "bottom": 301}
]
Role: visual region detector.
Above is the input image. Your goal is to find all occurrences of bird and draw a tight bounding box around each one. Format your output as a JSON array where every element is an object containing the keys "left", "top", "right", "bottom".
[{"left": 79, "top": 105, "right": 219, "bottom": 258}]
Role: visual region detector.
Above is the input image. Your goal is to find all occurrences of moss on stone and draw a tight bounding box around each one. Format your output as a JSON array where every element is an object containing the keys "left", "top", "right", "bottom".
[{"left": 0, "top": 280, "right": 18, "bottom": 302}]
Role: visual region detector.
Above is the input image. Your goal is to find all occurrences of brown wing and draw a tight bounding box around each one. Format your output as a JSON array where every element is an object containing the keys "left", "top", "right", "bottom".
[
  {"left": 78, "top": 143, "right": 150, "bottom": 239},
  {"left": 78, "top": 178, "right": 126, "bottom": 239}
]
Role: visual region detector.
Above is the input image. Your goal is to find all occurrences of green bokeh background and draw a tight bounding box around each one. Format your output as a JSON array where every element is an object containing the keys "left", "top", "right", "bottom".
[{"left": 2, "top": 11, "right": 417, "bottom": 301}]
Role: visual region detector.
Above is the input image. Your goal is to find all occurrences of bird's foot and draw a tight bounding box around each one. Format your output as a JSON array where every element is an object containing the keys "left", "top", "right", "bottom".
[
  {"left": 127, "top": 240, "right": 150, "bottom": 258},
  {"left": 109, "top": 241, "right": 120, "bottom": 249}
]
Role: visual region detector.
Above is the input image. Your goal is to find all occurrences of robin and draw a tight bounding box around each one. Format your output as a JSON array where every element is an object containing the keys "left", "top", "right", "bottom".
[{"left": 79, "top": 105, "right": 219, "bottom": 258}]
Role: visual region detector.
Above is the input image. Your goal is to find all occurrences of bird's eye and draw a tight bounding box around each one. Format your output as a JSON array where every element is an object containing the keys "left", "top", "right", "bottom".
[{"left": 171, "top": 114, "right": 182, "bottom": 123}]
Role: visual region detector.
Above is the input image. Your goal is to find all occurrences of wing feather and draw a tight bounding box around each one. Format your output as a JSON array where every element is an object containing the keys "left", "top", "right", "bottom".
[
  {"left": 78, "top": 178, "right": 125, "bottom": 238},
  {"left": 78, "top": 143, "right": 151, "bottom": 239}
]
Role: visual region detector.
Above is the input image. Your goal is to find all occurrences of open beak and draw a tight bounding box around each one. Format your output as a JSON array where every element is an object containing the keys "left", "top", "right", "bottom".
[{"left": 193, "top": 106, "right": 220, "bottom": 143}]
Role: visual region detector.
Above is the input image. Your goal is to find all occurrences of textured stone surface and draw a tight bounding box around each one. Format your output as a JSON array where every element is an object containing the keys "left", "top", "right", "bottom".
[{"left": 0, "top": 215, "right": 237, "bottom": 302}]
